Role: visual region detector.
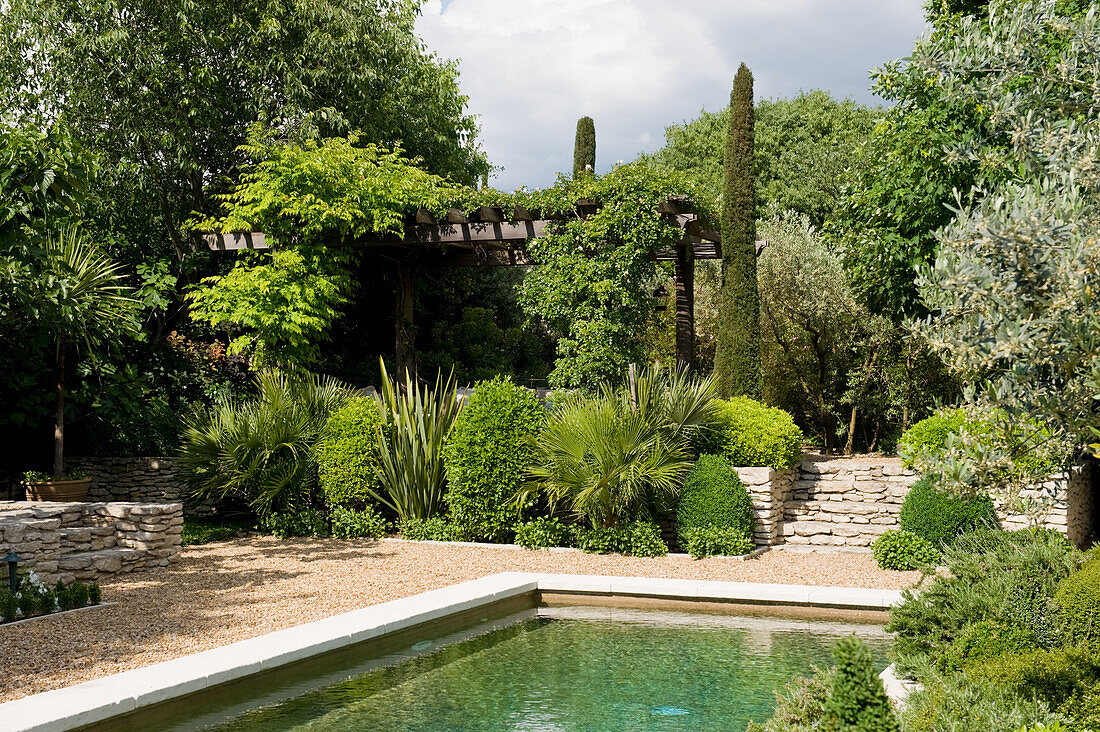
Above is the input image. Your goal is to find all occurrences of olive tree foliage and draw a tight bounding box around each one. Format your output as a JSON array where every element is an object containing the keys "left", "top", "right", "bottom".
[
  {"left": 911, "top": 0, "right": 1100, "bottom": 506},
  {"left": 757, "top": 212, "right": 946, "bottom": 454}
]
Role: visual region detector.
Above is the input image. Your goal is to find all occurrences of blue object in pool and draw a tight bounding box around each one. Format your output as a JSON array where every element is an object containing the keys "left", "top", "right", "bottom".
[
  {"left": 411, "top": 640, "right": 432, "bottom": 651},
  {"left": 652, "top": 706, "right": 690, "bottom": 716}
]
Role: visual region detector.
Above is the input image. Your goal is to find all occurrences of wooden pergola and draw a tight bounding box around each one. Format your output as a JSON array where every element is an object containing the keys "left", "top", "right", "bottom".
[{"left": 203, "top": 196, "right": 723, "bottom": 378}]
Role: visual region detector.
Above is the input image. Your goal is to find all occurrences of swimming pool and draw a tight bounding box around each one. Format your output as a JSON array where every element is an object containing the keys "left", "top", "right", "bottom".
[{"left": 161, "top": 605, "right": 891, "bottom": 732}]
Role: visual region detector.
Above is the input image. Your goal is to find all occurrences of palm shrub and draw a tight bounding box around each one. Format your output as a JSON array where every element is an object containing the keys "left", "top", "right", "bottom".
[
  {"left": 17, "top": 226, "right": 141, "bottom": 477},
  {"left": 609, "top": 362, "right": 720, "bottom": 452},
  {"left": 524, "top": 394, "right": 691, "bottom": 528},
  {"left": 180, "top": 370, "right": 350, "bottom": 516},
  {"left": 372, "top": 359, "right": 462, "bottom": 521},
  {"left": 677, "top": 455, "right": 754, "bottom": 547},
  {"left": 442, "top": 378, "right": 545, "bottom": 541},
  {"left": 314, "top": 395, "right": 385, "bottom": 510}
]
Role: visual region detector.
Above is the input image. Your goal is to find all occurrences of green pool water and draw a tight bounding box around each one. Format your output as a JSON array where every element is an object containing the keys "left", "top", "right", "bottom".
[{"left": 176, "top": 607, "right": 891, "bottom": 732}]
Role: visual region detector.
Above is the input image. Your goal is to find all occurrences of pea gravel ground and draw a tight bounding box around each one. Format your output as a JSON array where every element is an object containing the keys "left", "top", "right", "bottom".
[{"left": 0, "top": 537, "right": 920, "bottom": 703}]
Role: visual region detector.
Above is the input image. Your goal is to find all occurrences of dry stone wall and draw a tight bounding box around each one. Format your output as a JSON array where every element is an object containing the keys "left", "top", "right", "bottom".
[
  {"left": 69, "top": 456, "right": 185, "bottom": 503},
  {"left": 0, "top": 501, "right": 182, "bottom": 584},
  {"left": 739, "top": 456, "right": 1095, "bottom": 550}
]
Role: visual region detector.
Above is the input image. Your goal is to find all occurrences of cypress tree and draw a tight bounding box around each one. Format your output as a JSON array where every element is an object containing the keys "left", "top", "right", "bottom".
[
  {"left": 820, "top": 636, "right": 900, "bottom": 732},
  {"left": 573, "top": 116, "right": 596, "bottom": 178},
  {"left": 713, "top": 63, "right": 761, "bottom": 398}
]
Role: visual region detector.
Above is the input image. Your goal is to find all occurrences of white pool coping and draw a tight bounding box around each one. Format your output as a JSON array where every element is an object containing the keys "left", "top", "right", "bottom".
[{"left": 0, "top": 573, "right": 905, "bottom": 732}]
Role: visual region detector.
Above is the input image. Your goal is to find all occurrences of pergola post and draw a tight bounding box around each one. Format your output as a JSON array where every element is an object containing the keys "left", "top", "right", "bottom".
[
  {"left": 393, "top": 260, "right": 416, "bottom": 379},
  {"left": 674, "top": 236, "right": 695, "bottom": 370}
]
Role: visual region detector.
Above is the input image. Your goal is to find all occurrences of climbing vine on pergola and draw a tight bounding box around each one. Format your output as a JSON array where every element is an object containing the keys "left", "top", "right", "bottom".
[{"left": 193, "top": 134, "right": 723, "bottom": 386}]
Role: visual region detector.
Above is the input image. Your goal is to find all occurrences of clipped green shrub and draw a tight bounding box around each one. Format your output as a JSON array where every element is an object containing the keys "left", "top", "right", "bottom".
[
  {"left": 260, "top": 509, "right": 329, "bottom": 538},
  {"left": 1054, "top": 557, "right": 1100, "bottom": 646},
  {"left": 577, "top": 521, "right": 667, "bottom": 557},
  {"left": 872, "top": 530, "right": 939, "bottom": 571},
  {"left": 896, "top": 409, "right": 967, "bottom": 468},
  {"left": 682, "top": 526, "right": 754, "bottom": 559},
  {"left": 515, "top": 517, "right": 577, "bottom": 549},
  {"left": 400, "top": 517, "right": 468, "bottom": 542},
  {"left": 711, "top": 397, "right": 802, "bottom": 469},
  {"left": 330, "top": 505, "right": 389, "bottom": 539},
  {"left": 820, "top": 636, "right": 899, "bottom": 732},
  {"left": 442, "top": 378, "right": 545, "bottom": 542},
  {"left": 315, "top": 395, "right": 385, "bottom": 510},
  {"left": 938, "top": 619, "right": 1039, "bottom": 672},
  {"left": 676, "top": 454, "right": 754, "bottom": 547},
  {"left": 899, "top": 476, "right": 997, "bottom": 547}
]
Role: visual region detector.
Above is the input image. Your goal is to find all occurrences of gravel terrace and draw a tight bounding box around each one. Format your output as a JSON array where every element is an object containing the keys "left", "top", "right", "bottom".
[{"left": 0, "top": 537, "right": 920, "bottom": 703}]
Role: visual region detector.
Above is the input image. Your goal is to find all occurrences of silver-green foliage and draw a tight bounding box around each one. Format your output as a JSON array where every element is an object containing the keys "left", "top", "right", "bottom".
[
  {"left": 911, "top": 1, "right": 1100, "bottom": 503},
  {"left": 372, "top": 360, "right": 462, "bottom": 521},
  {"left": 179, "top": 370, "right": 350, "bottom": 516}
]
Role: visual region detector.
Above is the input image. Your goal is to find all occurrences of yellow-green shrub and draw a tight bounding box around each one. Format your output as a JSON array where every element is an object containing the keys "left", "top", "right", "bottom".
[
  {"left": 711, "top": 397, "right": 802, "bottom": 469},
  {"left": 314, "top": 395, "right": 385, "bottom": 509}
]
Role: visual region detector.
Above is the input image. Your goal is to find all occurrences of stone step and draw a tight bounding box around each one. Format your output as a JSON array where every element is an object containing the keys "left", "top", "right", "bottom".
[{"left": 56, "top": 548, "right": 148, "bottom": 579}]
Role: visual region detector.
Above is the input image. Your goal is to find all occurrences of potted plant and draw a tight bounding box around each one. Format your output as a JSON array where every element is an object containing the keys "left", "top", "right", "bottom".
[
  {"left": 21, "top": 469, "right": 90, "bottom": 502},
  {"left": 18, "top": 226, "right": 140, "bottom": 498}
]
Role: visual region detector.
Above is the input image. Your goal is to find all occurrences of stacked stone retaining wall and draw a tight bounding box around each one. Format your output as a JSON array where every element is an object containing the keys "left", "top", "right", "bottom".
[
  {"left": 750, "top": 456, "right": 1094, "bottom": 550},
  {"left": 0, "top": 501, "right": 182, "bottom": 584},
  {"left": 69, "top": 456, "right": 185, "bottom": 503}
]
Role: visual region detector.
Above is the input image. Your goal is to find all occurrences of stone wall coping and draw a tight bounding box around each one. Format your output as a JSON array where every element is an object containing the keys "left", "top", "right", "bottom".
[{"left": 0, "top": 572, "right": 905, "bottom": 732}]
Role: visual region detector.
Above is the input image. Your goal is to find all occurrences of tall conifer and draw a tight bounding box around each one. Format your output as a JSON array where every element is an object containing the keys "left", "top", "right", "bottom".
[
  {"left": 714, "top": 63, "right": 761, "bottom": 398},
  {"left": 573, "top": 116, "right": 595, "bottom": 177}
]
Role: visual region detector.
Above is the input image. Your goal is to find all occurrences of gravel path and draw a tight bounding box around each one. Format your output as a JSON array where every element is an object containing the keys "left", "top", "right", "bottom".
[{"left": 0, "top": 537, "right": 920, "bottom": 703}]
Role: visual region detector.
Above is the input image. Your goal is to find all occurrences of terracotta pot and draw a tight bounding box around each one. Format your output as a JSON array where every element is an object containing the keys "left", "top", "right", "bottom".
[{"left": 23, "top": 478, "right": 91, "bottom": 502}]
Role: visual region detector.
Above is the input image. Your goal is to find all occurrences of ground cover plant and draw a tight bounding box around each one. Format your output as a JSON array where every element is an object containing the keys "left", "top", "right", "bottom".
[
  {"left": 0, "top": 571, "right": 101, "bottom": 623},
  {"left": 181, "top": 515, "right": 254, "bottom": 546}
]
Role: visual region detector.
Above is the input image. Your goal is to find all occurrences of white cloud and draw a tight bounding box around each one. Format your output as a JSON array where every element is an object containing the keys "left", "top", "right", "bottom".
[{"left": 418, "top": 0, "right": 927, "bottom": 189}]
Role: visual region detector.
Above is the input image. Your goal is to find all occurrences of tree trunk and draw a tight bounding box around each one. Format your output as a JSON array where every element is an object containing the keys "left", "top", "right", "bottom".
[
  {"left": 844, "top": 405, "right": 858, "bottom": 455},
  {"left": 673, "top": 238, "right": 695, "bottom": 370},
  {"left": 394, "top": 261, "right": 416, "bottom": 380},
  {"left": 53, "top": 343, "right": 65, "bottom": 479}
]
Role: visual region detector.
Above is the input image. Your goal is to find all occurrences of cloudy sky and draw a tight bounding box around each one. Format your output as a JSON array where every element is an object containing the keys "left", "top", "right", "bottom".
[{"left": 417, "top": 0, "right": 928, "bottom": 189}]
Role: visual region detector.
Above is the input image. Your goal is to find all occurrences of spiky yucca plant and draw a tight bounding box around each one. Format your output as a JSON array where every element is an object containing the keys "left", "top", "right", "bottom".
[
  {"left": 179, "top": 370, "right": 350, "bottom": 515},
  {"left": 371, "top": 359, "right": 463, "bottom": 521}
]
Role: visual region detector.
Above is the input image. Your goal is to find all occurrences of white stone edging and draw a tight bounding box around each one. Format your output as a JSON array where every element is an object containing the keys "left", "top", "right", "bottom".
[
  {"left": 0, "top": 573, "right": 904, "bottom": 732},
  {"left": 0, "top": 602, "right": 114, "bottom": 628},
  {"left": 879, "top": 663, "right": 922, "bottom": 707}
]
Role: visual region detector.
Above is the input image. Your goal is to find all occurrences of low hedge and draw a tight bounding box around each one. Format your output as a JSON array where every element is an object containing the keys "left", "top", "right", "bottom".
[
  {"left": 331, "top": 505, "right": 390, "bottom": 539},
  {"left": 872, "top": 529, "right": 940, "bottom": 571},
  {"left": 577, "top": 521, "right": 667, "bottom": 557},
  {"left": 315, "top": 396, "right": 385, "bottom": 510},
  {"left": 899, "top": 476, "right": 997, "bottom": 547},
  {"left": 677, "top": 455, "right": 754, "bottom": 546},
  {"left": 711, "top": 397, "right": 802, "bottom": 469},
  {"left": 515, "top": 517, "right": 577, "bottom": 549},
  {"left": 682, "top": 526, "right": 754, "bottom": 559}
]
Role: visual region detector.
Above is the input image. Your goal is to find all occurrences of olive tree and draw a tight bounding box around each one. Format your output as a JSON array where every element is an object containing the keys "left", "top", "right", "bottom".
[{"left": 911, "top": 0, "right": 1100, "bottom": 504}]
